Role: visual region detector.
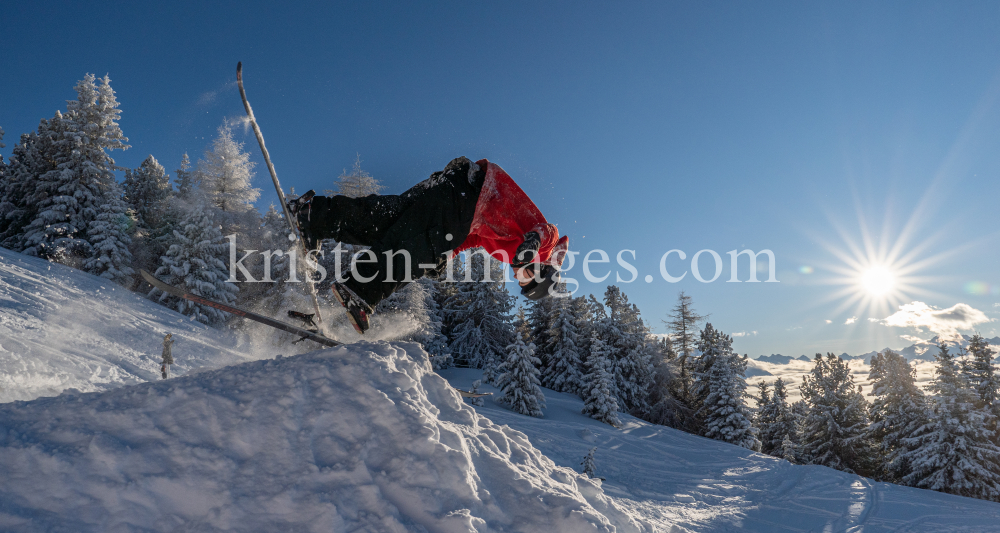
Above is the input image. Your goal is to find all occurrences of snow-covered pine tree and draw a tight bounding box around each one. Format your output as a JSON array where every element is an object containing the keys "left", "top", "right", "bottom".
[
  {"left": 174, "top": 153, "right": 197, "bottom": 201},
  {"left": 541, "top": 286, "right": 584, "bottom": 394},
  {"left": 581, "top": 447, "right": 599, "bottom": 479},
  {"left": 781, "top": 434, "right": 799, "bottom": 463},
  {"left": 701, "top": 344, "right": 759, "bottom": 450},
  {"left": 21, "top": 75, "right": 129, "bottom": 264},
  {"left": 326, "top": 154, "right": 385, "bottom": 198},
  {"left": 445, "top": 250, "right": 515, "bottom": 382},
  {"left": 83, "top": 187, "right": 134, "bottom": 285},
  {"left": 799, "top": 353, "right": 875, "bottom": 476},
  {"left": 0, "top": 130, "right": 43, "bottom": 246},
  {"left": 495, "top": 335, "right": 546, "bottom": 417},
  {"left": 902, "top": 343, "right": 1000, "bottom": 501},
  {"left": 867, "top": 349, "right": 927, "bottom": 482},
  {"left": 150, "top": 203, "right": 238, "bottom": 326},
  {"left": 581, "top": 332, "right": 622, "bottom": 427},
  {"left": 757, "top": 378, "right": 796, "bottom": 457},
  {"left": 195, "top": 120, "right": 260, "bottom": 236}
]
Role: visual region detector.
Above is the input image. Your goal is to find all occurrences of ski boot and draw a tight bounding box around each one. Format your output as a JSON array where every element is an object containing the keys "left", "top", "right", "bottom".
[
  {"left": 331, "top": 282, "right": 373, "bottom": 334},
  {"left": 286, "top": 190, "right": 318, "bottom": 249}
]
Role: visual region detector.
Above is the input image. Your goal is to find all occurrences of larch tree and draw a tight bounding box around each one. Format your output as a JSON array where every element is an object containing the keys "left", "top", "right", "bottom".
[
  {"left": 664, "top": 292, "right": 706, "bottom": 406},
  {"left": 327, "top": 154, "right": 386, "bottom": 198},
  {"left": 196, "top": 120, "right": 260, "bottom": 236}
]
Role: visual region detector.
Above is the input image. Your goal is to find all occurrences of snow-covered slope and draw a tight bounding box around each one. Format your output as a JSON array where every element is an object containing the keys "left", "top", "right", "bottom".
[
  {"left": 0, "top": 248, "right": 261, "bottom": 402},
  {"left": 0, "top": 342, "right": 641, "bottom": 532},
  {"left": 443, "top": 369, "right": 1000, "bottom": 532}
]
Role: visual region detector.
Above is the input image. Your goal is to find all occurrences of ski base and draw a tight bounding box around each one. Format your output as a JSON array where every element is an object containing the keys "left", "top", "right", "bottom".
[{"left": 141, "top": 270, "right": 340, "bottom": 348}]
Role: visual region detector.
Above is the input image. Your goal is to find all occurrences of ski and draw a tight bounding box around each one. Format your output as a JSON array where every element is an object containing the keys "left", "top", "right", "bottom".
[
  {"left": 236, "top": 61, "right": 326, "bottom": 325},
  {"left": 141, "top": 270, "right": 341, "bottom": 348},
  {"left": 453, "top": 387, "right": 493, "bottom": 398}
]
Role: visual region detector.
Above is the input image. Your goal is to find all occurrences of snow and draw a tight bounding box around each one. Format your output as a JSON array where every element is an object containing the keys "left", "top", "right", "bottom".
[
  {"left": 0, "top": 342, "right": 640, "bottom": 532},
  {"left": 0, "top": 247, "right": 251, "bottom": 402},
  {"left": 4, "top": 246, "right": 1000, "bottom": 531},
  {"left": 443, "top": 368, "right": 1000, "bottom": 532}
]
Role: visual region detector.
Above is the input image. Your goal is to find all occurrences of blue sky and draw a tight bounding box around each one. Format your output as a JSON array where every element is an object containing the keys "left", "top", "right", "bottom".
[{"left": 4, "top": 1, "right": 1000, "bottom": 357}]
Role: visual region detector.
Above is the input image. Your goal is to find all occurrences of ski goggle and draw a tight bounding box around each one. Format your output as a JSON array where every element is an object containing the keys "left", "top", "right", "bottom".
[{"left": 520, "top": 264, "right": 562, "bottom": 300}]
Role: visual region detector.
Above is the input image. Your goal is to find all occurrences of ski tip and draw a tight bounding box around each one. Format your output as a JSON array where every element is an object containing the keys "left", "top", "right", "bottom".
[{"left": 237, "top": 61, "right": 242, "bottom": 78}]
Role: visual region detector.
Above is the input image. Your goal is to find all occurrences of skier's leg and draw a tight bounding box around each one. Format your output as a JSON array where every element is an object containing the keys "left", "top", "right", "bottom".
[{"left": 342, "top": 157, "right": 484, "bottom": 306}]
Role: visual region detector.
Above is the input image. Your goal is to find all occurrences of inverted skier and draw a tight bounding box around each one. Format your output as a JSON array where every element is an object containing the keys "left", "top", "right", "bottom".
[{"left": 289, "top": 157, "right": 569, "bottom": 334}]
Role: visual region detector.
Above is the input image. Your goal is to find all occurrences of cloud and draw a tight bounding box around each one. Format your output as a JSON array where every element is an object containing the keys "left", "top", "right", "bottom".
[
  {"left": 899, "top": 334, "right": 929, "bottom": 343},
  {"left": 732, "top": 331, "right": 758, "bottom": 337},
  {"left": 825, "top": 319, "right": 832, "bottom": 324},
  {"left": 844, "top": 316, "right": 857, "bottom": 325},
  {"left": 879, "top": 301, "right": 993, "bottom": 342},
  {"left": 867, "top": 318, "right": 880, "bottom": 323}
]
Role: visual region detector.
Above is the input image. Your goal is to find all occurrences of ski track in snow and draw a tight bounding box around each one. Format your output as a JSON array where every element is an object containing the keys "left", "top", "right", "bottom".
[
  {"left": 442, "top": 368, "right": 1000, "bottom": 532},
  {"left": 0, "top": 248, "right": 255, "bottom": 402}
]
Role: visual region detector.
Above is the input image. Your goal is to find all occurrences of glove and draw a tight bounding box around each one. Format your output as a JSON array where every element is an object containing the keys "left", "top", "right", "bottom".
[
  {"left": 286, "top": 190, "right": 318, "bottom": 249},
  {"left": 513, "top": 231, "right": 541, "bottom": 269}
]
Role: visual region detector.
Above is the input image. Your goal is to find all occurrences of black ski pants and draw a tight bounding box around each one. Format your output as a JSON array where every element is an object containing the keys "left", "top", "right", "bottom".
[{"left": 301, "top": 157, "right": 485, "bottom": 306}]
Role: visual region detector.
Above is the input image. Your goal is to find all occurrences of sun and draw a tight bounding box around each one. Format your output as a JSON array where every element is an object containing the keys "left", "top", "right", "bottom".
[{"left": 860, "top": 266, "right": 895, "bottom": 296}]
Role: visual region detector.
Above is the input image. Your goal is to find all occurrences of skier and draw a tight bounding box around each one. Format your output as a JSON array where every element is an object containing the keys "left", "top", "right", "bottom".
[
  {"left": 160, "top": 333, "right": 174, "bottom": 379},
  {"left": 290, "top": 157, "right": 569, "bottom": 334}
]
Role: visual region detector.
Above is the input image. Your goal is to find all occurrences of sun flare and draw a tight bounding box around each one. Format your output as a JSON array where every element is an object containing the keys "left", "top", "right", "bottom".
[{"left": 861, "top": 266, "right": 896, "bottom": 297}]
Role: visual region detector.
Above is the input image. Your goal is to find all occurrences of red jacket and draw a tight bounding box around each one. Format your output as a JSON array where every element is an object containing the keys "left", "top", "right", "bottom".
[{"left": 454, "top": 159, "right": 568, "bottom": 267}]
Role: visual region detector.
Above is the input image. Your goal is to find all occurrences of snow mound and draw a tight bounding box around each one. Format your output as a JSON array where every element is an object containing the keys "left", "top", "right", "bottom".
[
  {"left": 0, "top": 247, "right": 253, "bottom": 402},
  {"left": 0, "top": 341, "right": 642, "bottom": 532}
]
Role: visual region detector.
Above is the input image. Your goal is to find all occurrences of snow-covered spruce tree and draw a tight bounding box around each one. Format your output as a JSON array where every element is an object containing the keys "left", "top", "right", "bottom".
[
  {"left": 581, "top": 332, "right": 622, "bottom": 427},
  {"left": 645, "top": 335, "right": 690, "bottom": 428},
  {"left": 689, "top": 323, "right": 730, "bottom": 432},
  {"left": 495, "top": 335, "right": 546, "bottom": 418},
  {"left": 326, "top": 154, "right": 386, "bottom": 198},
  {"left": 542, "top": 287, "right": 584, "bottom": 394},
  {"left": 593, "top": 286, "right": 654, "bottom": 415},
  {"left": 0, "top": 129, "right": 46, "bottom": 246},
  {"left": 195, "top": 120, "right": 260, "bottom": 236},
  {"left": 799, "top": 353, "right": 875, "bottom": 476},
  {"left": 757, "top": 378, "right": 796, "bottom": 457},
  {"left": 901, "top": 343, "right": 1000, "bottom": 501},
  {"left": 963, "top": 334, "right": 1000, "bottom": 416},
  {"left": 21, "top": 75, "right": 129, "bottom": 264},
  {"left": 123, "top": 155, "right": 174, "bottom": 287},
  {"left": 581, "top": 447, "right": 599, "bottom": 479},
  {"left": 526, "top": 296, "right": 554, "bottom": 366},
  {"left": 445, "top": 250, "right": 515, "bottom": 382},
  {"left": 701, "top": 343, "right": 759, "bottom": 450},
  {"left": 150, "top": 203, "right": 238, "bottom": 326},
  {"left": 375, "top": 276, "right": 452, "bottom": 368},
  {"left": 867, "top": 349, "right": 927, "bottom": 482},
  {"left": 83, "top": 187, "right": 134, "bottom": 285}
]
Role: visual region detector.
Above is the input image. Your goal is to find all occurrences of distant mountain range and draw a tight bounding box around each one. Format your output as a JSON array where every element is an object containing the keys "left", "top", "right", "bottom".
[{"left": 754, "top": 335, "right": 1000, "bottom": 365}]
